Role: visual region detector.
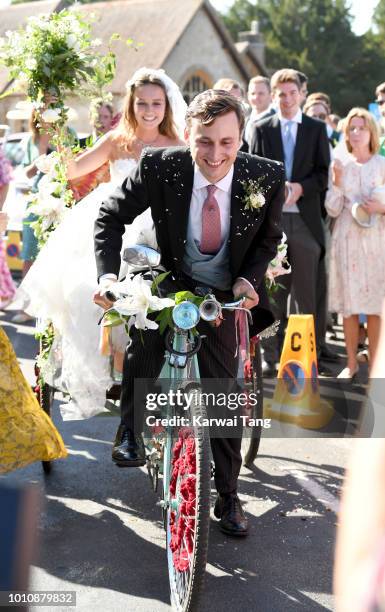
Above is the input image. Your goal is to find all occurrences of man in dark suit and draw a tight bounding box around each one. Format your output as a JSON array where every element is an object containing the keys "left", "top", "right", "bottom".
[
  {"left": 94, "top": 90, "right": 284, "bottom": 536},
  {"left": 244, "top": 76, "right": 276, "bottom": 144},
  {"left": 248, "top": 68, "right": 333, "bottom": 374}
]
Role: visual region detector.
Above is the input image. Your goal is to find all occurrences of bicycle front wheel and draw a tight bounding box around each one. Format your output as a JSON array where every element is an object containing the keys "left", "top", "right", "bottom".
[{"left": 164, "top": 387, "right": 211, "bottom": 612}]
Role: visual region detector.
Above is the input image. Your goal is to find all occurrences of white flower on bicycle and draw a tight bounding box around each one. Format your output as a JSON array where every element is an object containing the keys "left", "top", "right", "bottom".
[
  {"left": 41, "top": 108, "right": 61, "bottom": 123},
  {"left": 113, "top": 274, "right": 175, "bottom": 330}
]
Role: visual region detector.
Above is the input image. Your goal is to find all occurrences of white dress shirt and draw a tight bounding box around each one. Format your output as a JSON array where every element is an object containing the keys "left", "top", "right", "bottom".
[{"left": 278, "top": 108, "right": 302, "bottom": 213}]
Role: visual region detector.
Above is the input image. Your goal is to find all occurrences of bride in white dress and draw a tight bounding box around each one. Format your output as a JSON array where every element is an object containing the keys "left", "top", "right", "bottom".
[{"left": 19, "top": 68, "right": 186, "bottom": 420}]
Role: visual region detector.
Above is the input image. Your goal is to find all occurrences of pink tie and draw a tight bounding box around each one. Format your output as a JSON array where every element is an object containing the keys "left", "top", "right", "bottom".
[{"left": 200, "top": 185, "right": 221, "bottom": 254}]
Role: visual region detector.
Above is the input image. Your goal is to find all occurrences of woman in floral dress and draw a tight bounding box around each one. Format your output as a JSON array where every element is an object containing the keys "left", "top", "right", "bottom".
[{"left": 326, "top": 108, "right": 385, "bottom": 379}]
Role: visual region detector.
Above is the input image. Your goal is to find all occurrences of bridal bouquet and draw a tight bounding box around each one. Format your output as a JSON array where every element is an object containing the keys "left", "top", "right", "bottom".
[
  {"left": 0, "top": 8, "right": 118, "bottom": 246},
  {"left": 28, "top": 152, "right": 74, "bottom": 245},
  {"left": 0, "top": 9, "right": 115, "bottom": 125}
]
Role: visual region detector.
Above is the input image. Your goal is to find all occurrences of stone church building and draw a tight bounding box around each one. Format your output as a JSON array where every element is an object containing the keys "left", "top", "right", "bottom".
[{"left": 0, "top": 0, "right": 267, "bottom": 131}]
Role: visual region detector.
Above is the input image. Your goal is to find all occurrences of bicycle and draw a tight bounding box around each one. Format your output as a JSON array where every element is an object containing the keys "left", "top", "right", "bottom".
[
  {"left": 34, "top": 244, "right": 265, "bottom": 610},
  {"left": 115, "top": 245, "right": 262, "bottom": 610}
]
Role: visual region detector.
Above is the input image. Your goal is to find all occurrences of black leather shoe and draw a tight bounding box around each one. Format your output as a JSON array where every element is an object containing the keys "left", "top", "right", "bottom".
[
  {"left": 262, "top": 360, "right": 277, "bottom": 378},
  {"left": 214, "top": 493, "right": 248, "bottom": 537},
  {"left": 112, "top": 425, "right": 146, "bottom": 467},
  {"left": 318, "top": 346, "right": 341, "bottom": 363}
]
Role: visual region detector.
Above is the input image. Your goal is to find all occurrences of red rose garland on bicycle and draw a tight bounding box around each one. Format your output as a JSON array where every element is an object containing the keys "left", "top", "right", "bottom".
[{"left": 169, "top": 428, "right": 197, "bottom": 572}]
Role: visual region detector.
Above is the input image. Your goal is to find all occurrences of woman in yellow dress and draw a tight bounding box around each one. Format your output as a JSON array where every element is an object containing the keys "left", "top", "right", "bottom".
[{"left": 0, "top": 212, "right": 67, "bottom": 474}]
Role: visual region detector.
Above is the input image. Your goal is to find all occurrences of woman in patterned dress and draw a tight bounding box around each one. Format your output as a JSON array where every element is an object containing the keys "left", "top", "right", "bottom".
[
  {"left": 0, "top": 211, "right": 66, "bottom": 472},
  {"left": 326, "top": 108, "right": 385, "bottom": 379}
]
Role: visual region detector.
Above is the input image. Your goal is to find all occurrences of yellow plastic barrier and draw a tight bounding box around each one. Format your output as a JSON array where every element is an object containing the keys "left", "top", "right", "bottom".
[
  {"left": 5, "top": 230, "right": 23, "bottom": 272},
  {"left": 265, "top": 314, "right": 334, "bottom": 429}
]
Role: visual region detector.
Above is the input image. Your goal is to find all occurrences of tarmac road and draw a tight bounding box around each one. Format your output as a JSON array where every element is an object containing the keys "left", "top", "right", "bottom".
[{"left": 1, "top": 307, "right": 360, "bottom": 612}]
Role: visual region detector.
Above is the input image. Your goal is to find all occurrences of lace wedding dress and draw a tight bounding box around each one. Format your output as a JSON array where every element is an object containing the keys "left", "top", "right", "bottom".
[{"left": 19, "top": 158, "right": 156, "bottom": 420}]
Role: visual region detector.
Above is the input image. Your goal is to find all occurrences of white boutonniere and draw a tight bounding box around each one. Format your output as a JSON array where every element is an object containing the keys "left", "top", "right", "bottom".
[{"left": 242, "top": 178, "right": 266, "bottom": 211}]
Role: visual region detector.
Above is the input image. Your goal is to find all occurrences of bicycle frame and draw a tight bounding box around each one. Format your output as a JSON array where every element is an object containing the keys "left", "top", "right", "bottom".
[{"left": 161, "top": 331, "right": 201, "bottom": 591}]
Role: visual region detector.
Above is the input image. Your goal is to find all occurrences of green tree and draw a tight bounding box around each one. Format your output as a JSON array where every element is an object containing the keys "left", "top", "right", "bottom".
[
  {"left": 220, "top": 0, "right": 259, "bottom": 40},
  {"left": 373, "top": 0, "right": 385, "bottom": 36},
  {"left": 221, "top": 0, "right": 385, "bottom": 115}
]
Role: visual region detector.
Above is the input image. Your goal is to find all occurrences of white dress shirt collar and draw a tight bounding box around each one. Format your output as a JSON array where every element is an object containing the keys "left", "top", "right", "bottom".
[
  {"left": 193, "top": 164, "right": 234, "bottom": 193},
  {"left": 277, "top": 108, "right": 302, "bottom": 125}
]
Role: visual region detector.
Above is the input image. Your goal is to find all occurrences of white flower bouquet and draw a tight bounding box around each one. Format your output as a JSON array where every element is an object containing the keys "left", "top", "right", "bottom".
[
  {"left": 105, "top": 274, "right": 175, "bottom": 332},
  {"left": 101, "top": 274, "right": 176, "bottom": 355},
  {"left": 0, "top": 9, "right": 116, "bottom": 122}
]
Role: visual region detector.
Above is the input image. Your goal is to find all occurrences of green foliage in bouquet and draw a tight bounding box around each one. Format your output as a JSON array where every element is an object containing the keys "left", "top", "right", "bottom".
[
  {"left": 0, "top": 8, "right": 115, "bottom": 120},
  {"left": 0, "top": 8, "right": 121, "bottom": 247}
]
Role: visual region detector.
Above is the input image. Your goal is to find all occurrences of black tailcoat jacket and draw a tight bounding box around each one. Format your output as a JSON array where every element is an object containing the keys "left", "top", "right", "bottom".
[
  {"left": 94, "top": 147, "right": 285, "bottom": 336},
  {"left": 249, "top": 113, "right": 330, "bottom": 252}
]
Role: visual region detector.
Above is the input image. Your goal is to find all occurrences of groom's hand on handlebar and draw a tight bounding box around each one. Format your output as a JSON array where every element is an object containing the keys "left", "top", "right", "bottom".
[
  {"left": 93, "top": 279, "right": 117, "bottom": 310},
  {"left": 232, "top": 279, "right": 259, "bottom": 310}
]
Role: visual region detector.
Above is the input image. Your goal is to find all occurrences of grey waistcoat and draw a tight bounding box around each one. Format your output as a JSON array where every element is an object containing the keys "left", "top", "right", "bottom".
[{"left": 181, "top": 223, "right": 232, "bottom": 291}]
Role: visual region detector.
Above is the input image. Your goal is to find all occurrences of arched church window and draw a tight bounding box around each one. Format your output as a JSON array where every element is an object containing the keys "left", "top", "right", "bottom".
[{"left": 182, "top": 72, "right": 211, "bottom": 104}]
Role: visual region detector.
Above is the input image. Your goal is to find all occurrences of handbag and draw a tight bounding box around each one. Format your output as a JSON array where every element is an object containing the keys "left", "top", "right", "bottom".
[{"left": 351, "top": 184, "right": 385, "bottom": 228}]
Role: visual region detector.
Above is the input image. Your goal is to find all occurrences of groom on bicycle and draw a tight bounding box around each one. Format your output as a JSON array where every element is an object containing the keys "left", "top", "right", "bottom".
[{"left": 94, "top": 90, "right": 285, "bottom": 536}]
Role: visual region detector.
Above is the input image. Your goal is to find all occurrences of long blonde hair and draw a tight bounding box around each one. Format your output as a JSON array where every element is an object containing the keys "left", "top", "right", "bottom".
[{"left": 112, "top": 73, "right": 179, "bottom": 154}]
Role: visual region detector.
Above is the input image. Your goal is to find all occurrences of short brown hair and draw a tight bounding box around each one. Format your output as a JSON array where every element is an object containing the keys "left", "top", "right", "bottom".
[
  {"left": 376, "top": 82, "right": 385, "bottom": 98},
  {"left": 303, "top": 98, "right": 330, "bottom": 116},
  {"left": 248, "top": 75, "right": 271, "bottom": 92},
  {"left": 343, "top": 107, "right": 380, "bottom": 154},
  {"left": 296, "top": 71, "right": 308, "bottom": 86},
  {"left": 307, "top": 92, "right": 331, "bottom": 112},
  {"left": 185, "top": 89, "right": 245, "bottom": 133},
  {"left": 270, "top": 69, "right": 301, "bottom": 92},
  {"left": 213, "top": 78, "right": 244, "bottom": 97}
]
